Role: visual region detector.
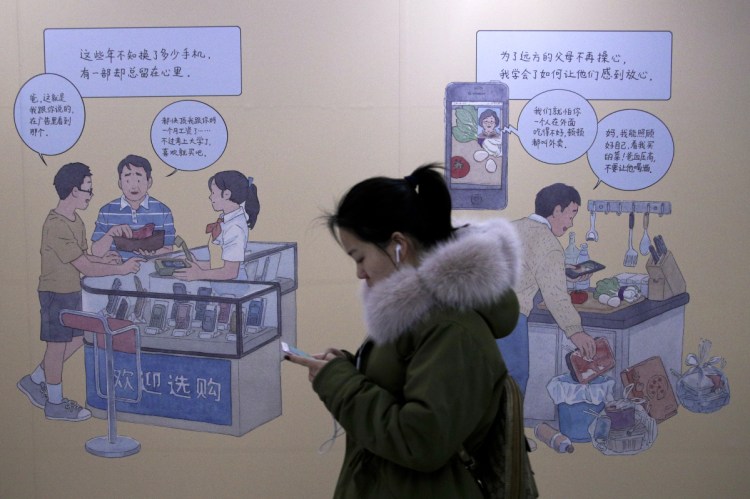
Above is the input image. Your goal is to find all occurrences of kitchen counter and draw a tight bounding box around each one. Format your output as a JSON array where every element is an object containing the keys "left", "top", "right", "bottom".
[
  {"left": 530, "top": 291, "right": 690, "bottom": 329},
  {"left": 524, "top": 291, "right": 689, "bottom": 427}
]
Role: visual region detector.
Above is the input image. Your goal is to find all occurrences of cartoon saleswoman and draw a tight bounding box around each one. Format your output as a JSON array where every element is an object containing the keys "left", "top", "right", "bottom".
[{"left": 174, "top": 171, "right": 259, "bottom": 282}]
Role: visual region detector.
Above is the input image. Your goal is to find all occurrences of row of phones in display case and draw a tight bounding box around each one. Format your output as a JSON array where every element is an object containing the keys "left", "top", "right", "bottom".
[{"left": 104, "top": 277, "right": 268, "bottom": 341}]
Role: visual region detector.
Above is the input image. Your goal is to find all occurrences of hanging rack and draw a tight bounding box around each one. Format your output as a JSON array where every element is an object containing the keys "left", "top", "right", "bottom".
[{"left": 587, "top": 200, "right": 671, "bottom": 216}]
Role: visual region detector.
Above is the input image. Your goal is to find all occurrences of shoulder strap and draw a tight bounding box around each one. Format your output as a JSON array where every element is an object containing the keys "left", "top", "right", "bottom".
[{"left": 458, "top": 374, "right": 539, "bottom": 499}]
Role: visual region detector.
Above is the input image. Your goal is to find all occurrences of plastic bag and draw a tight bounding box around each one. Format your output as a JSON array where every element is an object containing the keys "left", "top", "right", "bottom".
[
  {"left": 587, "top": 384, "right": 657, "bottom": 456},
  {"left": 671, "top": 339, "right": 730, "bottom": 414}
]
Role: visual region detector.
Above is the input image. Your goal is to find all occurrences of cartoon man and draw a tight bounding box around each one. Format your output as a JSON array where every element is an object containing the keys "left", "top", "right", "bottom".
[
  {"left": 91, "top": 154, "right": 176, "bottom": 259},
  {"left": 500, "top": 183, "right": 596, "bottom": 395},
  {"left": 17, "top": 162, "right": 143, "bottom": 421}
]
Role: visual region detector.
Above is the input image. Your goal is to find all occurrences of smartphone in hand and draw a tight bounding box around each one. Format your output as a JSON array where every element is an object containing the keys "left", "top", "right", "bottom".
[{"left": 281, "top": 341, "right": 311, "bottom": 358}]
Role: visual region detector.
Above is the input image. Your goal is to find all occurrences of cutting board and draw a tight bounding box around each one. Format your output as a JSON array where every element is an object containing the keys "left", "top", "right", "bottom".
[{"left": 538, "top": 291, "right": 645, "bottom": 314}]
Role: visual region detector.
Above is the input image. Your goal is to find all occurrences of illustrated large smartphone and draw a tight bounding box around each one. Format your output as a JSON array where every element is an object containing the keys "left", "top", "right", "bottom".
[{"left": 444, "top": 82, "right": 509, "bottom": 210}]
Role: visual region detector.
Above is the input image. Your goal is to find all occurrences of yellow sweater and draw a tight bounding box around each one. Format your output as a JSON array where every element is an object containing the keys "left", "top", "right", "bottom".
[{"left": 511, "top": 216, "right": 583, "bottom": 338}]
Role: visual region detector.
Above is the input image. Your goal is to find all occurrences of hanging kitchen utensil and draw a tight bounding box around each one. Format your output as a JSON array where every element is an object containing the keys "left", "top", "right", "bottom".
[
  {"left": 639, "top": 211, "right": 651, "bottom": 256},
  {"left": 586, "top": 211, "right": 599, "bottom": 241},
  {"left": 623, "top": 212, "right": 638, "bottom": 267}
]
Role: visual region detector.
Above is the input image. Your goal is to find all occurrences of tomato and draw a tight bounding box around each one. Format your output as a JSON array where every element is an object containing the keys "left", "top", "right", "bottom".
[
  {"left": 450, "top": 156, "right": 470, "bottom": 179},
  {"left": 569, "top": 290, "right": 588, "bottom": 304}
]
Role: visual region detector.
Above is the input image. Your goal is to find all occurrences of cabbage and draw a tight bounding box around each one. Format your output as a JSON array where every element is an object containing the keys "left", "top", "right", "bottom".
[{"left": 593, "top": 277, "right": 621, "bottom": 300}]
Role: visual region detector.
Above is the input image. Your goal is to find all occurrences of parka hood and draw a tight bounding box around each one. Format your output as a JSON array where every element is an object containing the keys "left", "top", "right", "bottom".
[{"left": 362, "top": 218, "right": 521, "bottom": 344}]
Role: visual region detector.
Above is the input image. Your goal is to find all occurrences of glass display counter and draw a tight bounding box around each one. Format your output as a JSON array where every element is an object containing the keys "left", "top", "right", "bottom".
[{"left": 78, "top": 241, "right": 297, "bottom": 436}]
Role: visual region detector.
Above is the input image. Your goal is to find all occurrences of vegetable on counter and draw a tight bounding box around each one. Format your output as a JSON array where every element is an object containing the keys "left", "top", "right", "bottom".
[
  {"left": 569, "top": 290, "right": 588, "bottom": 304},
  {"left": 593, "top": 276, "right": 643, "bottom": 307},
  {"left": 593, "top": 277, "right": 621, "bottom": 300}
]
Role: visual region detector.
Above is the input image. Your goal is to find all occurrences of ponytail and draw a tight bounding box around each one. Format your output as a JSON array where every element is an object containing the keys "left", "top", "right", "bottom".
[
  {"left": 327, "top": 163, "right": 454, "bottom": 249},
  {"left": 244, "top": 180, "right": 260, "bottom": 229}
]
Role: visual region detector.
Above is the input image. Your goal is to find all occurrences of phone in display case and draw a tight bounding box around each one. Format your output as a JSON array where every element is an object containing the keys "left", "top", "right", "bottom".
[
  {"left": 145, "top": 300, "right": 168, "bottom": 335},
  {"left": 170, "top": 282, "right": 188, "bottom": 321},
  {"left": 194, "top": 286, "right": 213, "bottom": 321},
  {"left": 245, "top": 298, "right": 266, "bottom": 334},
  {"left": 105, "top": 278, "right": 122, "bottom": 315},
  {"left": 133, "top": 275, "right": 147, "bottom": 320},
  {"left": 114, "top": 298, "right": 130, "bottom": 320},
  {"left": 199, "top": 306, "right": 218, "bottom": 339},
  {"left": 217, "top": 294, "right": 234, "bottom": 330},
  {"left": 202, "top": 306, "right": 217, "bottom": 332},
  {"left": 444, "top": 82, "right": 509, "bottom": 210},
  {"left": 172, "top": 303, "right": 193, "bottom": 337}
]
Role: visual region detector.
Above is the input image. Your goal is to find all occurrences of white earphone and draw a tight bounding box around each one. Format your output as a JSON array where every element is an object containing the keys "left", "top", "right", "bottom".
[{"left": 395, "top": 244, "right": 402, "bottom": 264}]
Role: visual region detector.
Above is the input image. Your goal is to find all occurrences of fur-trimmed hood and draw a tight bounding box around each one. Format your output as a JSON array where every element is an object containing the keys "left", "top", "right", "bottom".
[{"left": 362, "top": 218, "right": 521, "bottom": 344}]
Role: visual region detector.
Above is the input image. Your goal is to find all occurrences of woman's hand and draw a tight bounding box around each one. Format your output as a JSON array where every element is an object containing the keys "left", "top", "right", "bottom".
[
  {"left": 285, "top": 348, "right": 345, "bottom": 382},
  {"left": 173, "top": 262, "right": 202, "bottom": 281}
]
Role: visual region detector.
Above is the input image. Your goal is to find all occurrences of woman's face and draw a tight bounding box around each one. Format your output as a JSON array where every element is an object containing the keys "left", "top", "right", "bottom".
[
  {"left": 339, "top": 228, "right": 397, "bottom": 287},
  {"left": 482, "top": 115, "right": 497, "bottom": 134},
  {"left": 209, "top": 180, "right": 230, "bottom": 212}
]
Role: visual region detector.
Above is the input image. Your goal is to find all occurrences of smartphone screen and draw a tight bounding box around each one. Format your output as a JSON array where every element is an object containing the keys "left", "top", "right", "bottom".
[{"left": 445, "top": 82, "right": 509, "bottom": 210}]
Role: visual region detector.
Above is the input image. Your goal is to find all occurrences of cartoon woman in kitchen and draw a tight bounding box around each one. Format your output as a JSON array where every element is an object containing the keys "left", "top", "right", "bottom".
[{"left": 174, "top": 170, "right": 260, "bottom": 281}]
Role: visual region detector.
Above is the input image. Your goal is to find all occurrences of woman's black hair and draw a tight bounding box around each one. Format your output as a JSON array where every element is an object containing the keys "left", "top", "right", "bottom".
[
  {"left": 209, "top": 170, "right": 261, "bottom": 229},
  {"left": 327, "top": 163, "right": 454, "bottom": 250}
]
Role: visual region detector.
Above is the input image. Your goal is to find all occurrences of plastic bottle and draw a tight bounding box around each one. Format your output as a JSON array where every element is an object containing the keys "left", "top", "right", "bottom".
[
  {"left": 575, "top": 243, "right": 591, "bottom": 291},
  {"left": 534, "top": 423, "right": 574, "bottom": 453},
  {"left": 563, "top": 232, "right": 579, "bottom": 291}
]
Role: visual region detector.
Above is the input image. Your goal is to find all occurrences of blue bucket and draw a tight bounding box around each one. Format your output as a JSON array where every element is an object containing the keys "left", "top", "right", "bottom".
[{"left": 555, "top": 375, "right": 609, "bottom": 442}]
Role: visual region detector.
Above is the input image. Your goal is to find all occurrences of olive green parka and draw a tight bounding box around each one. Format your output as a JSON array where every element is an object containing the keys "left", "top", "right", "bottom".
[{"left": 313, "top": 218, "right": 522, "bottom": 499}]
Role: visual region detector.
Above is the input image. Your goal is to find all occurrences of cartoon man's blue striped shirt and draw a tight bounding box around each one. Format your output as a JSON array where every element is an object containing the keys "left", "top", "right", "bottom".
[{"left": 92, "top": 195, "right": 176, "bottom": 259}]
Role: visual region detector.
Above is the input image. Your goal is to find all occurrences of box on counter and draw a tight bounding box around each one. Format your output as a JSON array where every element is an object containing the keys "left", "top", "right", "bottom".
[{"left": 615, "top": 273, "right": 649, "bottom": 297}]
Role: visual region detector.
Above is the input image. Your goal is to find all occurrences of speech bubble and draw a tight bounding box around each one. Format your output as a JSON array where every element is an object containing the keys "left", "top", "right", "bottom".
[
  {"left": 476, "top": 30, "right": 672, "bottom": 100},
  {"left": 587, "top": 110, "right": 674, "bottom": 190},
  {"left": 151, "top": 100, "right": 228, "bottom": 174},
  {"left": 14, "top": 73, "right": 85, "bottom": 164},
  {"left": 506, "top": 89, "right": 598, "bottom": 164},
  {"left": 44, "top": 26, "right": 242, "bottom": 97}
]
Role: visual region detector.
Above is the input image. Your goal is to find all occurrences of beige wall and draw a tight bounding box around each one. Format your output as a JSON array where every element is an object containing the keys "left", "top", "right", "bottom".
[{"left": 1, "top": 1, "right": 748, "bottom": 497}]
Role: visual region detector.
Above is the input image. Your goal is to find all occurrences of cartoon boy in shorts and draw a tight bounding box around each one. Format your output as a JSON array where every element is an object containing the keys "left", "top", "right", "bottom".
[{"left": 17, "top": 162, "right": 143, "bottom": 421}]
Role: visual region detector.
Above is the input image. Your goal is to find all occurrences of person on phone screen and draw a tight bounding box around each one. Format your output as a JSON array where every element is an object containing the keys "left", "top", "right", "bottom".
[
  {"left": 90, "top": 154, "right": 176, "bottom": 259},
  {"left": 478, "top": 108, "right": 501, "bottom": 140},
  {"left": 17, "top": 162, "right": 143, "bottom": 421},
  {"left": 285, "top": 164, "right": 521, "bottom": 498},
  {"left": 173, "top": 170, "right": 259, "bottom": 281},
  {"left": 502, "top": 183, "right": 596, "bottom": 395}
]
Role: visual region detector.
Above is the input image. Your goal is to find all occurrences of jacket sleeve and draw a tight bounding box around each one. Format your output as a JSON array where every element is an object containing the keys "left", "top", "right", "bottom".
[{"left": 312, "top": 321, "right": 501, "bottom": 472}]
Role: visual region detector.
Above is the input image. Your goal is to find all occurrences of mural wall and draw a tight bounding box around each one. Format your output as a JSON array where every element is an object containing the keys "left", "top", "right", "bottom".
[{"left": 1, "top": 1, "right": 748, "bottom": 498}]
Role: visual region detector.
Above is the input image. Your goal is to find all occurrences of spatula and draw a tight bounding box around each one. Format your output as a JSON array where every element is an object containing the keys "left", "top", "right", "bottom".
[
  {"left": 623, "top": 212, "right": 638, "bottom": 267},
  {"left": 639, "top": 211, "right": 651, "bottom": 256}
]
